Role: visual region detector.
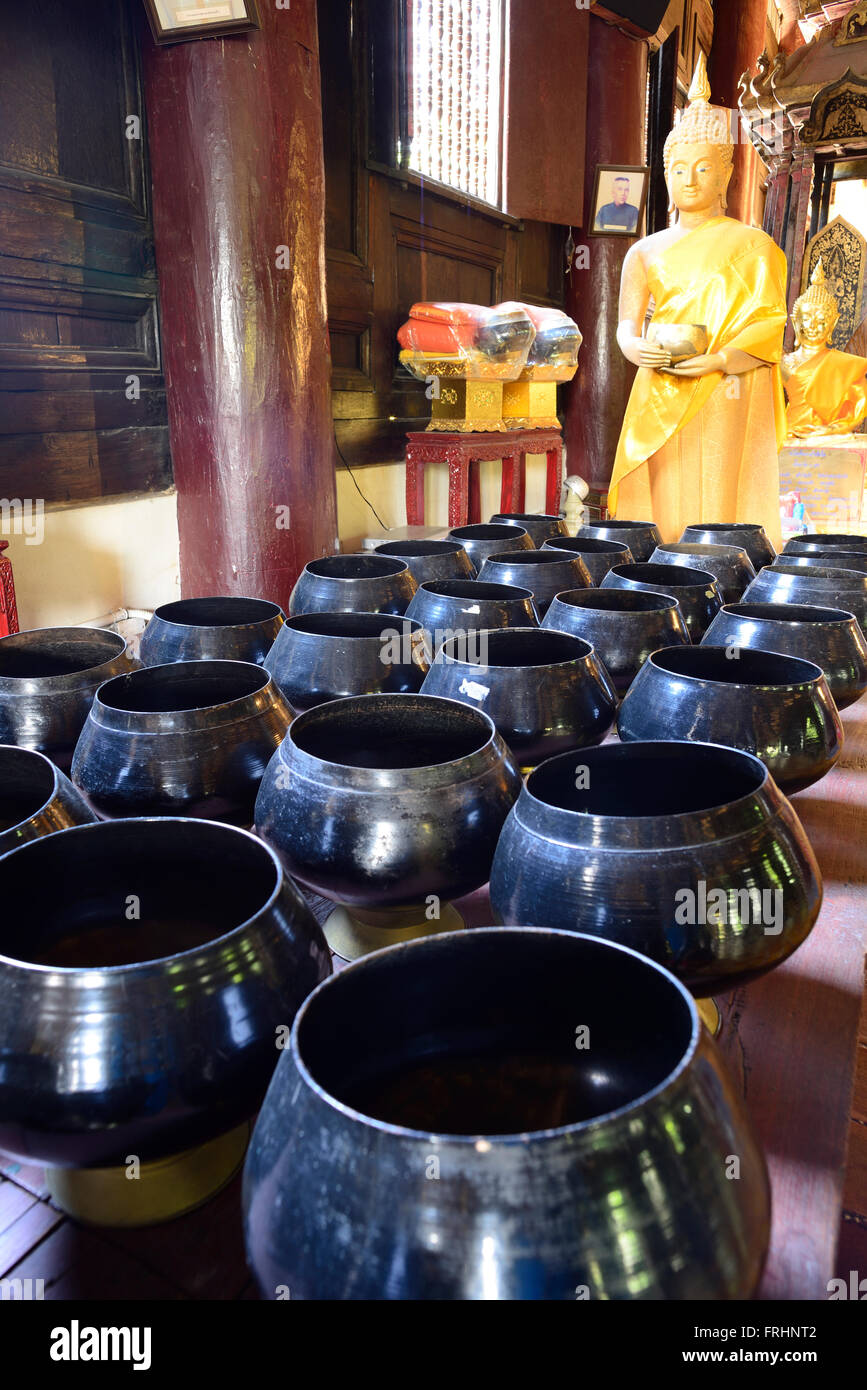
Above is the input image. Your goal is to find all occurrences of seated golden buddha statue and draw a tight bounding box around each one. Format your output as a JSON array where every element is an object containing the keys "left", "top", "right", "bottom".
[
  {"left": 782, "top": 261, "right": 867, "bottom": 439},
  {"left": 610, "top": 55, "right": 788, "bottom": 546}
]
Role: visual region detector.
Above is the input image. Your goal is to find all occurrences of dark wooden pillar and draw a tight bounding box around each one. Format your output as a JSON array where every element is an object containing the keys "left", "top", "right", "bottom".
[
  {"left": 708, "top": 0, "right": 768, "bottom": 226},
  {"left": 564, "top": 19, "right": 646, "bottom": 502},
  {"left": 142, "top": 3, "right": 337, "bottom": 608}
]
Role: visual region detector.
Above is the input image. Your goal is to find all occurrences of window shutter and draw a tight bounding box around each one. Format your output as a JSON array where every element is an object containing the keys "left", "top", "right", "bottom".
[{"left": 503, "top": 0, "right": 589, "bottom": 226}]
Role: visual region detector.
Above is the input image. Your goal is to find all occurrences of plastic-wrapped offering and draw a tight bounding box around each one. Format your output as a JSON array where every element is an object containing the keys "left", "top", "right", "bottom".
[
  {"left": 398, "top": 302, "right": 535, "bottom": 381},
  {"left": 497, "top": 303, "right": 582, "bottom": 381}
]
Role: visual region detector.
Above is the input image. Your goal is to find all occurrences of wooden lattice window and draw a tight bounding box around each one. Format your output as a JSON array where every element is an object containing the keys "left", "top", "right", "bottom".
[{"left": 401, "top": 0, "right": 505, "bottom": 207}]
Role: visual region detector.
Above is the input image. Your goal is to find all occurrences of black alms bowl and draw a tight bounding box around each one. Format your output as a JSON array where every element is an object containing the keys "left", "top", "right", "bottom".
[
  {"left": 543, "top": 588, "right": 690, "bottom": 695},
  {"left": 542, "top": 535, "right": 634, "bottom": 584},
  {"left": 445, "top": 524, "right": 534, "bottom": 570},
  {"left": 71, "top": 661, "right": 292, "bottom": 823},
  {"left": 0, "top": 745, "right": 97, "bottom": 855},
  {"left": 374, "top": 539, "right": 474, "bottom": 586},
  {"left": 601, "top": 562, "right": 723, "bottom": 641},
  {"left": 702, "top": 602, "right": 867, "bottom": 710},
  {"left": 243, "top": 927, "right": 770, "bottom": 1299},
  {"left": 577, "top": 520, "right": 663, "bottom": 562},
  {"left": 0, "top": 818, "right": 330, "bottom": 1168},
  {"left": 477, "top": 549, "right": 591, "bottom": 616},
  {"left": 420, "top": 628, "right": 617, "bottom": 767},
  {"left": 743, "top": 564, "right": 867, "bottom": 639},
  {"left": 289, "top": 554, "right": 417, "bottom": 617},
  {"left": 254, "top": 694, "right": 521, "bottom": 919},
  {"left": 770, "top": 551, "right": 867, "bottom": 576},
  {"left": 681, "top": 523, "right": 776, "bottom": 570},
  {"left": 0, "top": 627, "right": 139, "bottom": 771},
  {"left": 649, "top": 543, "right": 756, "bottom": 603},
  {"left": 405, "top": 580, "right": 539, "bottom": 649},
  {"left": 489, "top": 512, "right": 568, "bottom": 546},
  {"left": 264, "top": 613, "right": 429, "bottom": 711},
  {"left": 783, "top": 533, "right": 867, "bottom": 557},
  {"left": 490, "top": 742, "right": 821, "bottom": 995},
  {"left": 617, "top": 646, "right": 843, "bottom": 792},
  {"left": 139, "top": 597, "right": 285, "bottom": 667}
]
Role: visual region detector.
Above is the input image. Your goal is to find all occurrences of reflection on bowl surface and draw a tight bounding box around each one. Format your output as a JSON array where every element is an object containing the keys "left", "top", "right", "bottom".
[
  {"left": 617, "top": 645, "right": 843, "bottom": 792},
  {"left": 243, "top": 926, "right": 771, "bottom": 1300},
  {"left": 0, "top": 818, "right": 330, "bottom": 1168}
]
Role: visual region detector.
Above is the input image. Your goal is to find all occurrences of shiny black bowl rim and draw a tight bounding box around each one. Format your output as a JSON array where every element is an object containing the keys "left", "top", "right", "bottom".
[
  {"left": 435, "top": 627, "right": 594, "bottom": 667},
  {"left": 0, "top": 817, "right": 285, "bottom": 974},
  {"left": 148, "top": 597, "right": 284, "bottom": 629},
  {"left": 643, "top": 644, "right": 825, "bottom": 688},
  {"left": 285, "top": 691, "right": 501, "bottom": 772},
  {"left": 284, "top": 926, "right": 700, "bottom": 1145},
  {"left": 0, "top": 745, "right": 70, "bottom": 834}
]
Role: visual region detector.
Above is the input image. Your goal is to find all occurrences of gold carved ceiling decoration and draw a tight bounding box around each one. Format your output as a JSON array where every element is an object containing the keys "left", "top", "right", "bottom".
[
  {"left": 802, "top": 215, "right": 866, "bottom": 346},
  {"left": 739, "top": 2, "right": 867, "bottom": 157}
]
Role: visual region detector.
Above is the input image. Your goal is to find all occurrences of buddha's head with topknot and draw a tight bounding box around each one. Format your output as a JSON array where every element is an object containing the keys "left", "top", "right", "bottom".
[
  {"left": 792, "top": 260, "right": 839, "bottom": 349},
  {"left": 663, "top": 54, "right": 734, "bottom": 217}
]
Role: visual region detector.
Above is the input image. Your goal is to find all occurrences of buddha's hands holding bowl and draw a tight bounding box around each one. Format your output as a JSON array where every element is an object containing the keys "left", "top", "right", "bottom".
[{"left": 668, "top": 351, "right": 727, "bottom": 377}]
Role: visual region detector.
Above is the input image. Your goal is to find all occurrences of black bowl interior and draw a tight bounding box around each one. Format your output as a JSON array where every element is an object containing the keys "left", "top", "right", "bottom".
[
  {"left": 291, "top": 696, "right": 491, "bottom": 768},
  {"left": 98, "top": 662, "right": 269, "bottom": 713},
  {"left": 613, "top": 563, "right": 714, "bottom": 588},
  {"left": 491, "top": 513, "right": 561, "bottom": 525},
  {"left": 449, "top": 525, "right": 527, "bottom": 540},
  {"left": 376, "top": 541, "right": 463, "bottom": 558},
  {"left": 554, "top": 589, "right": 677, "bottom": 614},
  {"left": 0, "top": 630, "right": 125, "bottom": 679},
  {"left": 152, "top": 597, "right": 281, "bottom": 627},
  {"left": 0, "top": 822, "right": 278, "bottom": 968},
  {"left": 528, "top": 742, "right": 764, "bottom": 818},
  {"left": 0, "top": 748, "right": 56, "bottom": 831},
  {"left": 484, "top": 551, "right": 576, "bottom": 568},
  {"left": 585, "top": 520, "right": 654, "bottom": 531},
  {"left": 546, "top": 537, "right": 627, "bottom": 554},
  {"left": 285, "top": 613, "right": 418, "bottom": 639},
  {"left": 724, "top": 602, "right": 851, "bottom": 625},
  {"left": 295, "top": 931, "right": 693, "bottom": 1135},
  {"left": 651, "top": 645, "right": 820, "bottom": 686},
  {"left": 419, "top": 580, "right": 533, "bottom": 601},
  {"left": 305, "top": 555, "right": 406, "bottom": 579},
  {"left": 439, "top": 629, "right": 590, "bottom": 667}
]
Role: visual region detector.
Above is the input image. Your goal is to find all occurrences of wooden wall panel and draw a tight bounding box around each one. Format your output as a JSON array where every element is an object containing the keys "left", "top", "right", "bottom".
[
  {"left": 0, "top": 0, "right": 171, "bottom": 505},
  {"left": 504, "top": 0, "right": 589, "bottom": 226}
]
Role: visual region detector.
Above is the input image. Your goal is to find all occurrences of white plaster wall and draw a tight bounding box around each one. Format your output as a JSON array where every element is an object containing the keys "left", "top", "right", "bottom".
[
  {"left": 5, "top": 492, "right": 180, "bottom": 630},
  {"left": 336, "top": 453, "right": 552, "bottom": 551}
]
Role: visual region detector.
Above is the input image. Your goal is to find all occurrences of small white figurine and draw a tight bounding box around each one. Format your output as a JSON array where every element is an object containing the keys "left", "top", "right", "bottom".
[{"left": 563, "top": 475, "right": 590, "bottom": 531}]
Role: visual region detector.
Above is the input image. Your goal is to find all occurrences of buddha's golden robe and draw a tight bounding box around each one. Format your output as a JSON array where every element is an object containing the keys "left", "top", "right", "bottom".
[
  {"left": 610, "top": 216, "right": 788, "bottom": 547},
  {"left": 784, "top": 348, "right": 867, "bottom": 438}
]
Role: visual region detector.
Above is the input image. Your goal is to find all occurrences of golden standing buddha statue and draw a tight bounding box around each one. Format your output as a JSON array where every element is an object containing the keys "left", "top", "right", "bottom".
[
  {"left": 782, "top": 261, "right": 867, "bottom": 439},
  {"left": 610, "top": 56, "right": 789, "bottom": 546}
]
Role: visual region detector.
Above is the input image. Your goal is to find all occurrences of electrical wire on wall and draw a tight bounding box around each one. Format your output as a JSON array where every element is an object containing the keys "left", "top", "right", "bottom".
[{"left": 334, "top": 432, "right": 390, "bottom": 532}]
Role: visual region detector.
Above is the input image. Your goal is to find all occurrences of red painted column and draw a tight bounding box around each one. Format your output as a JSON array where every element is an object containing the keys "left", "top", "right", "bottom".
[
  {"left": 708, "top": 0, "right": 769, "bottom": 227},
  {"left": 141, "top": 3, "right": 337, "bottom": 608},
  {"left": 564, "top": 19, "right": 646, "bottom": 502}
]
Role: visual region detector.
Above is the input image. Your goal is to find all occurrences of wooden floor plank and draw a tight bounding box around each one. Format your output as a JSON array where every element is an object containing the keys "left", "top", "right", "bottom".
[
  {"left": 717, "top": 697, "right": 867, "bottom": 1300},
  {"left": 0, "top": 1200, "right": 63, "bottom": 1278},
  {"left": 6, "top": 1219, "right": 186, "bottom": 1300}
]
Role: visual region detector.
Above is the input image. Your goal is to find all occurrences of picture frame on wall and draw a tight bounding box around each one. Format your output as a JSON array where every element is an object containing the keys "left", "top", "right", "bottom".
[
  {"left": 588, "top": 165, "right": 649, "bottom": 236},
  {"left": 142, "top": 0, "right": 261, "bottom": 44}
]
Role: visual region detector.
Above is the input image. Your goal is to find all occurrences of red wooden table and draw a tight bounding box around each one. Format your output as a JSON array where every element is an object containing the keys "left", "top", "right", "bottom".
[{"left": 405, "top": 428, "right": 563, "bottom": 528}]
